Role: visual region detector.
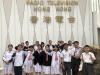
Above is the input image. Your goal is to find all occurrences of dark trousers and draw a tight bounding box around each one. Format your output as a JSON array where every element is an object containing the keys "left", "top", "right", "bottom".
[
  {"left": 14, "top": 66, "right": 22, "bottom": 75},
  {"left": 82, "top": 63, "right": 94, "bottom": 75},
  {"left": 62, "top": 62, "right": 71, "bottom": 75},
  {"left": 71, "top": 57, "right": 81, "bottom": 75}
]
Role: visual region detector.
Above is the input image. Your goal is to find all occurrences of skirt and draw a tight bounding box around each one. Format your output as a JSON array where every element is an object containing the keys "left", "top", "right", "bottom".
[
  {"left": 51, "top": 65, "right": 61, "bottom": 74},
  {"left": 23, "top": 61, "right": 33, "bottom": 73},
  {"left": 34, "top": 63, "right": 42, "bottom": 73},
  {"left": 44, "top": 66, "right": 51, "bottom": 74},
  {"left": 3, "top": 63, "right": 13, "bottom": 74}
]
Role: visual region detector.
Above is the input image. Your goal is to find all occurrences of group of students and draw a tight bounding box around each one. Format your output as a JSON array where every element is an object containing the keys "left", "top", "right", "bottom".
[{"left": 2, "top": 40, "right": 96, "bottom": 75}]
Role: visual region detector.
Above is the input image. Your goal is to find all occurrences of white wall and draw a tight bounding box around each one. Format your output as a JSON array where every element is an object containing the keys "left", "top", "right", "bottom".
[
  {"left": 0, "top": 0, "right": 94, "bottom": 67},
  {"left": 97, "top": 14, "right": 100, "bottom": 28}
]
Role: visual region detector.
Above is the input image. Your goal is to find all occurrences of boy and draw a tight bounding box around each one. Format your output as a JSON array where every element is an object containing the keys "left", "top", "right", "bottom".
[
  {"left": 13, "top": 44, "right": 26, "bottom": 75},
  {"left": 61, "top": 43, "right": 73, "bottom": 75},
  {"left": 80, "top": 45, "right": 96, "bottom": 75}
]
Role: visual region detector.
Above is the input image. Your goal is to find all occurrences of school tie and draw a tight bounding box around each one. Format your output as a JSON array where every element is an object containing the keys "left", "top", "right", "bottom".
[
  {"left": 55, "top": 52, "right": 58, "bottom": 61},
  {"left": 46, "top": 52, "right": 48, "bottom": 62},
  {"left": 74, "top": 49, "right": 77, "bottom": 57}
]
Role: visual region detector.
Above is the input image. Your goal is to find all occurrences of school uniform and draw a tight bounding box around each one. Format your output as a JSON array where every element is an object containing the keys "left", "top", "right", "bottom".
[
  {"left": 47, "top": 44, "right": 54, "bottom": 51},
  {"left": 81, "top": 52, "right": 96, "bottom": 75},
  {"left": 3, "top": 50, "right": 15, "bottom": 74},
  {"left": 23, "top": 51, "right": 34, "bottom": 73},
  {"left": 13, "top": 50, "right": 26, "bottom": 75},
  {"left": 68, "top": 45, "right": 74, "bottom": 51},
  {"left": 33, "top": 50, "right": 42, "bottom": 73},
  {"left": 51, "top": 51, "right": 61, "bottom": 74},
  {"left": 41, "top": 50, "right": 52, "bottom": 74},
  {"left": 58, "top": 44, "right": 64, "bottom": 51},
  {"left": 34, "top": 45, "right": 38, "bottom": 51},
  {"left": 71, "top": 47, "right": 81, "bottom": 75},
  {"left": 61, "top": 49, "right": 73, "bottom": 75}
]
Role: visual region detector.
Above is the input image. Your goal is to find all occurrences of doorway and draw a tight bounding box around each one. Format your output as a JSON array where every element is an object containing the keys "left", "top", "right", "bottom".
[{"left": 98, "top": 28, "right": 100, "bottom": 47}]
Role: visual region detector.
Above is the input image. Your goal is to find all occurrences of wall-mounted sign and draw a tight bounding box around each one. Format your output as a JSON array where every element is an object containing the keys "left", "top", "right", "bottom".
[{"left": 26, "top": 0, "right": 79, "bottom": 12}]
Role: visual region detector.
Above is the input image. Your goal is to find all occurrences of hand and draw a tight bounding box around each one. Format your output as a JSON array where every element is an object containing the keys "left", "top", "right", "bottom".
[
  {"left": 60, "top": 64, "right": 65, "bottom": 70},
  {"left": 89, "top": 54, "right": 96, "bottom": 61},
  {"left": 5, "top": 61, "right": 9, "bottom": 64}
]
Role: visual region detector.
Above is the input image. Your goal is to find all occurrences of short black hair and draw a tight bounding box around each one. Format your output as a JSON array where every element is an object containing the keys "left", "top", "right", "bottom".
[
  {"left": 15, "top": 46, "right": 18, "bottom": 50},
  {"left": 17, "top": 44, "right": 23, "bottom": 47},
  {"left": 54, "top": 45, "right": 59, "bottom": 49},
  {"left": 63, "top": 43, "right": 68, "bottom": 47},
  {"left": 8, "top": 44, "right": 13, "bottom": 47},
  {"left": 29, "top": 45, "right": 34, "bottom": 48},
  {"left": 73, "top": 41, "right": 79, "bottom": 44},
  {"left": 41, "top": 42, "right": 45, "bottom": 45},
  {"left": 84, "top": 45, "right": 91, "bottom": 48},
  {"left": 45, "top": 45, "right": 50, "bottom": 48},
  {"left": 25, "top": 41, "right": 29, "bottom": 43}
]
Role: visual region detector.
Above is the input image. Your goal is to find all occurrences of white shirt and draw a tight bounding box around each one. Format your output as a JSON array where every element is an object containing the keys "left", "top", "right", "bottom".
[
  {"left": 14, "top": 51, "right": 25, "bottom": 66},
  {"left": 72, "top": 47, "right": 81, "bottom": 57},
  {"left": 81, "top": 52, "right": 96, "bottom": 64},
  {"left": 51, "top": 51, "right": 61, "bottom": 67},
  {"left": 50, "top": 45, "right": 53, "bottom": 50},
  {"left": 68, "top": 45, "right": 74, "bottom": 51},
  {"left": 3, "top": 50, "right": 14, "bottom": 62},
  {"left": 61, "top": 49, "right": 73, "bottom": 62}
]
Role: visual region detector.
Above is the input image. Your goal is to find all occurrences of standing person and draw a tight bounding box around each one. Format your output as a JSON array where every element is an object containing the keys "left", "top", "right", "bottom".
[
  {"left": 41, "top": 42, "right": 45, "bottom": 50},
  {"left": 33, "top": 45, "right": 42, "bottom": 75},
  {"left": 24, "top": 41, "right": 29, "bottom": 51},
  {"left": 34, "top": 41, "right": 40, "bottom": 51},
  {"left": 25, "top": 41, "right": 29, "bottom": 47},
  {"left": 48, "top": 40, "right": 54, "bottom": 51},
  {"left": 3, "top": 44, "right": 14, "bottom": 75},
  {"left": 68, "top": 40, "right": 74, "bottom": 50},
  {"left": 80, "top": 45, "right": 96, "bottom": 75},
  {"left": 57, "top": 41, "right": 65, "bottom": 52},
  {"left": 21, "top": 42, "right": 25, "bottom": 50},
  {"left": 51, "top": 45, "right": 61, "bottom": 75},
  {"left": 13, "top": 44, "right": 26, "bottom": 75},
  {"left": 41, "top": 45, "right": 52, "bottom": 75},
  {"left": 71, "top": 41, "right": 82, "bottom": 75},
  {"left": 23, "top": 46, "right": 34, "bottom": 75},
  {"left": 60, "top": 43, "right": 73, "bottom": 75}
]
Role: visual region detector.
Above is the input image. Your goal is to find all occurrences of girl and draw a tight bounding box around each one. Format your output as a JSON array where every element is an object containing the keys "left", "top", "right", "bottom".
[
  {"left": 23, "top": 46, "right": 34, "bottom": 75},
  {"left": 3, "top": 44, "right": 14, "bottom": 75},
  {"left": 33, "top": 45, "right": 42, "bottom": 75},
  {"left": 41, "top": 45, "right": 52, "bottom": 75},
  {"left": 80, "top": 45, "right": 96, "bottom": 75},
  {"left": 51, "top": 45, "right": 61, "bottom": 75}
]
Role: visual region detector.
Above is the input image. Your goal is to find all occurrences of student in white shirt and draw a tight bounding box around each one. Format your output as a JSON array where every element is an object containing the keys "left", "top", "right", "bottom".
[
  {"left": 71, "top": 41, "right": 82, "bottom": 75},
  {"left": 61, "top": 43, "right": 73, "bottom": 75},
  {"left": 23, "top": 45, "right": 34, "bottom": 75},
  {"left": 80, "top": 45, "right": 96, "bottom": 75},
  {"left": 51, "top": 45, "right": 61, "bottom": 75},
  {"left": 3, "top": 44, "right": 14, "bottom": 75},
  {"left": 13, "top": 44, "right": 26, "bottom": 75},
  {"left": 34, "top": 41, "right": 40, "bottom": 51},
  {"left": 48, "top": 40, "right": 54, "bottom": 51},
  {"left": 68, "top": 40, "right": 74, "bottom": 50}
]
